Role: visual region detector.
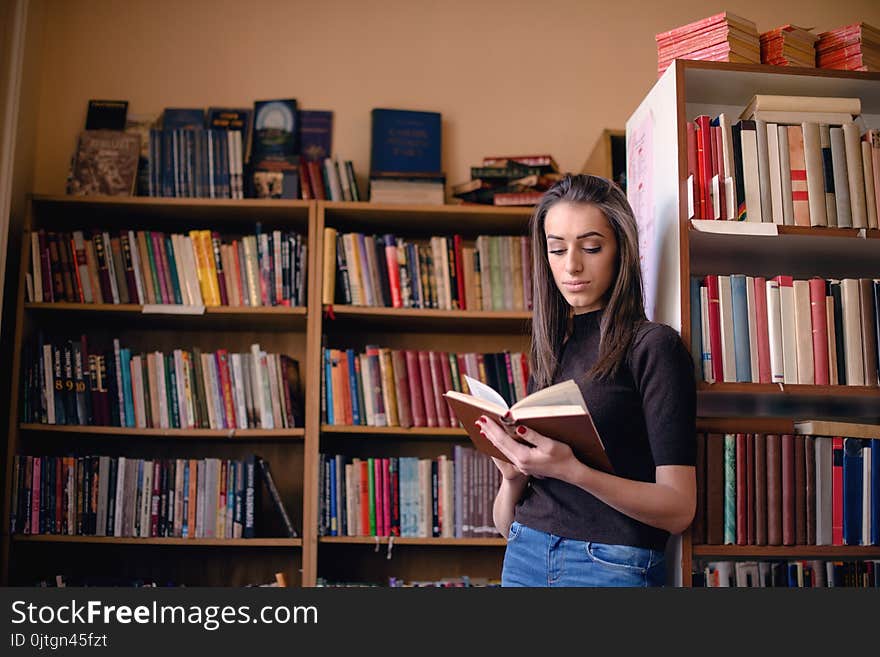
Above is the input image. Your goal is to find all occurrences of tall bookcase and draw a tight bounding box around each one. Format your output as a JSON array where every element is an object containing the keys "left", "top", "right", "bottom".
[
  {"left": 626, "top": 60, "right": 880, "bottom": 586},
  {"left": 1, "top": 195, "right": 537, "bottom": 587},
  {"left": 307, "top": 201, "right": 532, "bottom": 586},
  {"left": 2, "top": 195, "right": 317, "bottom": 586}
]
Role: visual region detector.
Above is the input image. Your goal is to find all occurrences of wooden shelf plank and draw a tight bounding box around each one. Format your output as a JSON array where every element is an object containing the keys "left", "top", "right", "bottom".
[
  {"left": 698, "top": 382, "right": 879, "bottom": 397},
  {"left": 12, "top": 535, "right": 302, "bottom": 547},
  {"left": 696, "top": 417, "right": 795, "bottom": 434},
  {"left": 319, "top": 536, "right": 505, "bottom": 547},
  {"left": 693, "top": 544, "right": 880, "bottom": 558},
  {"left": 20, "top": 424, "right": 305, "bottom": 439},
  {"left": 324, "top": 305, "right": 530, "bottom": 332},
  {"left": 792, "top": 420, "right": 880, "bottom": 439},
  {"left": 321, "top": 425, "right": 465, "bottom": 437}
]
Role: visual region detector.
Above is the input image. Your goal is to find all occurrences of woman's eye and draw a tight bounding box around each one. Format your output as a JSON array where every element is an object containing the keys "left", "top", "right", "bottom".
[
  {"left": 548, "top": 249, "right": 565, "bottom": 255},
  {"left": 583, "top": 247, "right": 601, "bottom": 254}
]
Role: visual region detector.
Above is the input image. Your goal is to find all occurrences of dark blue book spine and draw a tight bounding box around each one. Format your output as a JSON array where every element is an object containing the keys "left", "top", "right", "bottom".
[
  {"left": 690, "top": 277, "right": 703, "bottom": 378},
  {"left": 346, "top": 348, "right": 361, "bottom": 426},
  {"left": 243, "top": 455, "right": 256, "bottom": 538},
  {"left": 324, "top": 349, "right": 334, "bottom": 425},
  {"left": 842, "top": 438, "right": 863, "bottom": 545},
  {"left": 370, "top": 108, "right": 441, "bottom": 174},
  {"left": 730, "top": 274, "right": 751, "bottom": 383}
]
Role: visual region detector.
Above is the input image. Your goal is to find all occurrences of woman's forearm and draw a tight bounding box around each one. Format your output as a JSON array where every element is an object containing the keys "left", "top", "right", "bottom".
[{"left": 493, "top": 475, "right": 530, "bottom": 537}]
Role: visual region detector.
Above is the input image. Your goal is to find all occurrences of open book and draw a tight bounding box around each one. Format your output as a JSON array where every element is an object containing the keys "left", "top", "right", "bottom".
[{"left": 443, "top": 375, "right": 613, "bottom": 473}]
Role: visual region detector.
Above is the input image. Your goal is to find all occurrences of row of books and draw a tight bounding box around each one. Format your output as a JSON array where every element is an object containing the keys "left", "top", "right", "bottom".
[
  {"left": 687, "top": 109, "right": 879, "bottom": 228},
  {"left": 28, "top": 227, "right": 308, "bottom": 308},
  {"left": 322, "top": 348, "right": 529, "bottom": 428},
  {"left": 760, "top": 25, "right": 817, "bottom": 68},
  {"left": 693, "top": 434, "right": 880, "bottom": 547},
  {"left": 146, "top": 128, "right": 244, "bottom": 199},
  {"left": 9, "top": 454, "right": 296, "bottom": 539},
  {"left": 318, "top": 446, "right": 500, "bottom": 539},
  {"left": 691, "top": 275, "right": 879, "bottom": 387},
  {"left": 325, "top": 228, "right": 534, "bottom": 312},
  {"left": 316, "top": 576, "right": 500, "bottom": 588},
  {"left": 816, "top": 23, "right": 880, "bottom": 72},
  {"left": 696, "top": 559, "right": 879, "bottom": 588},
  {"left": 451, "top": 155, "right": 561, "bottom": 207},
  {"left": 300, "top": 157, "right": 361, "bottom": 201},
  {"left": 21, "top": 336, "right": 303, "bottom": 430}
]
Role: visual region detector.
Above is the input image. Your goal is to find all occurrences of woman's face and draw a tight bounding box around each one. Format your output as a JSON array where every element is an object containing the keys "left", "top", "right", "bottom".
[{"left": 543, "top": 202, "right": 618, "bottom": 315}]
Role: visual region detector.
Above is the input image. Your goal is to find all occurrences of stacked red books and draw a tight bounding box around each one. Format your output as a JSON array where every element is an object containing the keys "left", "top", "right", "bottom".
[
  {"left": 816, "top": 22, "right": 880, "bottom": 72},
  {"left": 760, "top": 24, "right": 817, "bottom": 67},
  {"left": 656, "top": 12, "right": 760, "bottom": 77}
]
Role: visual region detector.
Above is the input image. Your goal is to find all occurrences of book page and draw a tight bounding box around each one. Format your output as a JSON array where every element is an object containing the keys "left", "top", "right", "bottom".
[
  {"left": 511, "top": 379, "right": 588, "bottom": 412},
  {"left": 462, "top": 374, "right": 509, "bottom": 411}
]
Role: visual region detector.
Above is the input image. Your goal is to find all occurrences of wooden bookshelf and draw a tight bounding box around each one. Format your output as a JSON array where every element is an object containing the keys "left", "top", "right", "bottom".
[
  {"left": 2, "top": 194, "right": 316, "bottom": 587},
  {"left": 321, "top": 425, "right": 466, "bottom": 437},
  {"left": 319, "top": 536, "right": 505, "bottom": 547},
  {"left": 324, "top": 305, "right": 531, "bottom": 332},
  {"left": 628, "top": 60, "right": 880, "bottom": 587}
]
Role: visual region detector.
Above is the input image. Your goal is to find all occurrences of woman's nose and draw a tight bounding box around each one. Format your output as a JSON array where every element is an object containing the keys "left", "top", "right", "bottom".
[{"left": 565, "top": 251, "right": 582, "bottom": 273}]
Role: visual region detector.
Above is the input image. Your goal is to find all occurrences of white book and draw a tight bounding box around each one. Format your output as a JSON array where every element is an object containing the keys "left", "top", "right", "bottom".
[
  {"left": 126, "top": 230, "right": 145, "bottom": 304},
  {"left": 102, "top": 232, "right": 120, "bottom": 304},
  {"left": 751, "top": 110, "right": 857, "bottom": 125},
  {"left": 745, "top": 276, "right": 759, "bottom": 382},
  {"left": 777, "top": 277, "right": 798, "bottom": 384},
  {"left": 830, "top": 127, "right": 852, "bottom": 228},
  {"left": 766, "top": 123, "right": 784, "bottom": 224},
  {"left": 230, "top": 353, "right": 248, "bottom": 430},
  {"left": 717, "top": 275, "right": 736, "bottom": 382},
  {"left": 755, "top": 119, "right": 773, "bottom": 222},
  {"left": 740, "top": 124, "right": 763, "bottom": 222},
  {"left": 337, "top": 158, "right": 352, "bottom": 201},
  {"left": 766, "top": 280, "right": 785, "bottom": 383},
  {"left": 801, "top": 122, "right": 828, "bottom": 227},
  {"left": 843, "top": 122, "right": 867, "bottom": 228},
  {"left": 862, "top": 141, "right": 878, "bottom": 229},
  {"left": 359, "top": 353, "right": 376, "bottom": 426},
  {"left": 114, "top": 456, "right": 126, "bottom": 538},
  {"left": 130, "top": 356, "right": 147, "bottom": 427},
  {"left": 249, "top": 344, "right": 273, "bottom": 428},
  {"left": 792, "top": 280, "right": 814, "bottom": 384},
  {"left": 700, "top": 285, "right": 713, "bottom": 382},
  {"left": 324, "top": 157, "right": 342, "bottom": 201},
  {"left": 777, "top": 126, "right": 795, "bottom": 225},
  {"left": 840, "top": 279, "right": 864, "bottom": 386}
]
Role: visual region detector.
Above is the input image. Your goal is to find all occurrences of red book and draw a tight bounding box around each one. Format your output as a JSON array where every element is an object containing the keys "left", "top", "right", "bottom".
[
  {"left": 307, "top": 161, "right": 325, "bottom": 200},
  {"left": 338, "top": 351, "right": 353, "bottom": 426},
  {"left": 211, "top": 232, "right": 229, "bottom": 306},
  {"left": 454, "top": 234, "right": 467, "bottom": 310},
  {"left": 781, "top": 434, "right": 795, "bottom": 546},
  {"left": 390, "top": 350, "right": 413, "bottom": 428},
  {"left": 382, "top": 457, "right": 392, "bottom": 538},
  {"left": 439, "top": 351, "right": 455, "bottom": 427},
  {"left": 753, "top": 277, "right": 772, "bottom": 383},
  {"left": 390, "top": 457, "right": 400, "bottom": 537},
  {"left": 686, "top": 122, "right": 699, "bottom": 217},
  {"left": 427, "top": 351, "right": 447, "bottom": 428},
  {"left": 147, "top": 231, "right": 169, "bottom": 304},
  {"left": 831, "top": 436, "right": 844, "bottom": 545},
  {"left": 736, "top": 433, "right": 747, "bottom": 545},
  {"left": 374, "top": 458, "right": 385, "bottom": 536},
  {"left": 695, "top": 116, "right": 713, "bottom": 219},
  {"left": 704, "top": 275, "right": 723, "bottom": 382},
  {"left": 405, "top": 350, "right": 426, "bottom": 427},
  {"left": 214, "top": 350, "right": 237, "bottom": 429},
  {"left": 383, "top": 235, "right": 402, "bottom": 308},
  {"left": 418, "top": 351, "right": 437, "bottom": 427},
  {"left": 358, "top": 460, "right": 370, "bottom": 536},
  {"left": 808, "top": 277, "right": 830, "bottom": 385},
  {"left": 299, "top": 164, "right": 313, "bottom": 200}
]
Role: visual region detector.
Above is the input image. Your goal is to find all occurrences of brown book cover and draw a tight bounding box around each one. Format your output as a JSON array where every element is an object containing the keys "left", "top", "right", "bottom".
[
  {"left": 390, "top": 350, "right": 413, "bottom": 428},
  {"left": 782, "top": 434, "right": 796, "bottom": 545},
  {"left": 444, "top": 378, "right": 612, "bottom": 473},
  {"left": 795, "top": 435, "right": 806, "bottom": 544},
  {"left": 693, "top": 433, "right": 707, "bottom": 543},
  {"left": 754, "top": 433, "right": 767, "bottom": 545},
  {"left": 746, "top": 433, "right": 756, "bottom": 544},
  {"left": 736, "top": 433, "right": 748, "bottom": 545},
  {"left": 805, "top": 435, "right": 816, "bottom": 545},
  {"left": 766, "top": 433, "right": 782, "bottom": 545},
  {"left": 706, "top": 433, "right": 725, "bottom": 544},
  {"left": 68, "top": 130, "right": 140, "bottom": 196},
  {"left": 404, "top": 350, "right": 426, "bottom": 428}
]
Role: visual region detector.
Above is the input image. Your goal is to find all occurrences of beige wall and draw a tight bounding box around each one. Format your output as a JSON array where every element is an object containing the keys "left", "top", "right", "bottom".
[{"left": 26, "top": 0, "right": 880, "bottom": 196}]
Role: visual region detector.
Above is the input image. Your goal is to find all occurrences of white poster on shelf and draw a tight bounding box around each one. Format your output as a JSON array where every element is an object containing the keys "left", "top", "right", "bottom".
[{"left": 627, "top": 110, "right": 657, "bottom": 320}]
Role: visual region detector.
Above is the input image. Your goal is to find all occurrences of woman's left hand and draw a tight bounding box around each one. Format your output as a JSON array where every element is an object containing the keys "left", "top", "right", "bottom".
[{"left": 477, "top": 415, "right": 580, "bottom": 482}]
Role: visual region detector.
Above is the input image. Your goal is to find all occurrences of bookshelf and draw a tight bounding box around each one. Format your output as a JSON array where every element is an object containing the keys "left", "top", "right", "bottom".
[
  {"left": 308, "top": 200, "right": 533, "bottom": 586},
  {"left": 627, "top": 60, "right": 880, "bottom": 586},
  {"left": 2, "top": 194, "right": 317, "bottom": 587}
]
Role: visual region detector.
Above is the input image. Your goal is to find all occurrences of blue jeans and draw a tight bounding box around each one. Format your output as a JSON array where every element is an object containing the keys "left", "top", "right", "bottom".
[{"left": 501, "top": 521, "right": 666, "bottom": 587}]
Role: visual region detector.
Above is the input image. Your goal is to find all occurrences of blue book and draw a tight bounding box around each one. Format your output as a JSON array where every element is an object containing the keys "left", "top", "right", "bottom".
[
  {"left": 729, "top": 274, "right": 751, "bottom": 382},
  {"left": 119, "top": 348, "right": 135, "bottom": 427},
  {"left": 346, "top": 348, "right": 361, "bottom": 426},
  {"left": 163, "top": 236, "right": 183, "bottom": 304},
  {"left": 872, "top": 439, "right": 879, "bottom": 545},
  {"left": 324, "top": 349, "right": 334, "bottom": 425},
  {"left": 163, "top": 108, "right": 205, "bottom": 130},
  {"left": 370, "top": 108, "right": 442, "bottom": 175},
  {"left": 842, "top": 438, "right": 863, "bottom": 545},
  {"left": 243, "top": 454, "right": 256, "bottom": 538},
  {"left": 329, "top": 457, "right": 337, "bottom": 536},
  {"left": 299, "top": 110, "right": 333, "bottom": 162},
  {"left": 182, "top": 460, "right": 190, "bottom": 538}
]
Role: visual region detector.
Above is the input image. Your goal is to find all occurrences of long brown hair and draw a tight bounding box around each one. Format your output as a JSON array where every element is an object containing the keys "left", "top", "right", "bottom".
[{"left": 529, "top": 174, "right": 646, "bottom": 388}]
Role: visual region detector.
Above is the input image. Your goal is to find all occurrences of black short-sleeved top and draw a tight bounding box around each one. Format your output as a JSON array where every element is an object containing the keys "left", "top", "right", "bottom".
[{"left": 514, "top": 308, "right": 696, "bottom": 551}]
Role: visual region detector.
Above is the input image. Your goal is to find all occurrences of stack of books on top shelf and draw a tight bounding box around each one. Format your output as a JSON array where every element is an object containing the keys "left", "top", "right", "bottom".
[
  {"left": 686, "top": 94, "right": 880, "bottom": 229},
  {"left": 369, "top": 108, "right": 445, "bottom": 205},
  {"left": 816, "top": 22, "right": 880, "bottom": 72},
  {"left": 452, "top": 155, "right": 561, "bottom": 206},
  {"left": 655, "top": 11, "right": 760, "bottom": 77},
  {"left": 759, "top": 24, "right": 817, "bottom": 67}
]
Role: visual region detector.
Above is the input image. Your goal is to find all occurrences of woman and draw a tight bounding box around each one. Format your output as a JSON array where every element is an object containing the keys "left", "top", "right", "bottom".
[{"left": 478, "top": 174, "right": 696, "bottom": 587}]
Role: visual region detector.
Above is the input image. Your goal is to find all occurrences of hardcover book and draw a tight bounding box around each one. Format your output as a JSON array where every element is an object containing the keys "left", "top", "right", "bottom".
[
  {"left": 68, "top": 130, "right": 141, "bottom": 196},
  {"left": 299, "top": 110, "right": 333, "bottom": 162},
  {"left": 252, "top": 99, "right": 298, "bottom": 161},
  {"left": 85, "top": 99, "right": 128, "bottom": 130},
  {"left": 444, "top": 375, "right": 612, "bottom": 473},
  {"left": 370, "top": 108, "right": 441, "bottom": 175}
]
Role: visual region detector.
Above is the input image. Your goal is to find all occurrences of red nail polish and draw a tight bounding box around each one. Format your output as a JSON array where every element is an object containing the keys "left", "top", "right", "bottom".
[{"left": 516, "top": 426, "right": 527, "bottom": 435}]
